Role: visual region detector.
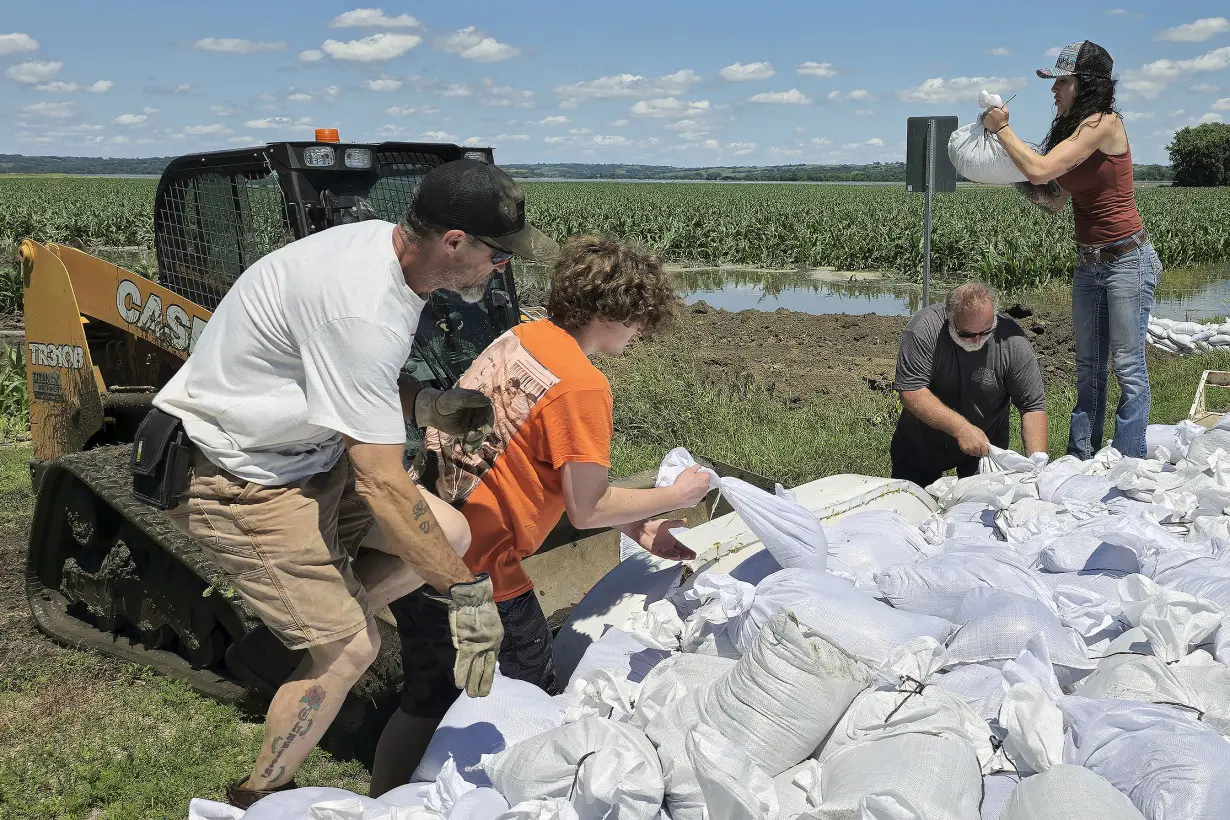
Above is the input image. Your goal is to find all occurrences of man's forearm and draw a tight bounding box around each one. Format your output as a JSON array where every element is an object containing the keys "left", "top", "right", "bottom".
[
  {"left": 900, "top": 388, "right": 970, "bottom": 439},
  {"left": 360, "top": 474, "right": 473, "bottom": 593},
  {"left": 576, "top": 486, "right": 691, "bottom": 531},
  {"left": 397, "top": 373, "right": 426, "bottom": 422},
  {"left": 1021, "top": 411, "right": 1049, "bottom": 457}
]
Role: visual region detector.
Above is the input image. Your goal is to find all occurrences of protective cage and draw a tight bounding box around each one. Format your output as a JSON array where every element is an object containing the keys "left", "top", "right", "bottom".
[{"left": 151, "top": 141, "right": 523, "bottom": 429}]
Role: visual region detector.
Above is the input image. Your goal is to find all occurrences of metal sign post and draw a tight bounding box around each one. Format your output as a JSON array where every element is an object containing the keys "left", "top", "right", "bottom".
[{"left": 906, "top": 116, "right": 958, "bottom": 307}]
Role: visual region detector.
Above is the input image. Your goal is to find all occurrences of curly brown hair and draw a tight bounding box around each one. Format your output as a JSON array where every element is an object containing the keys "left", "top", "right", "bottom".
[{"left": 546, "top": 235, "right": 681, "bottom": 334}]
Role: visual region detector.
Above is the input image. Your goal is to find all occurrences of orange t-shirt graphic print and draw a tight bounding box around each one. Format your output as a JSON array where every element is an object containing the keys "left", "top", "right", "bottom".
[{"left": 414, "top": 319, "right": 613, "bottom": 601}]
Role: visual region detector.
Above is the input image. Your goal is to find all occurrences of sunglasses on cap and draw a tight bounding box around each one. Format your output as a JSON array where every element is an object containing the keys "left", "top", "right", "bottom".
[{"left": 471, "top": 235, "right": 514, "bottom": 265}]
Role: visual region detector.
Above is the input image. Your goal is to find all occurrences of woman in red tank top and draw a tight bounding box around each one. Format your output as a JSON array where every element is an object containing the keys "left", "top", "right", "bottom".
[{"left": 981, "top": 40, "right": 1163, "bottom": 461}]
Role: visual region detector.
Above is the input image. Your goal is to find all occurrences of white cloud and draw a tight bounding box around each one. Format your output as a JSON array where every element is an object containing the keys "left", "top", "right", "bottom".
[
  {"left": 897, "top": 75, "right": 1025, "bottom": 103},
  {"left": 6, "top": 60, "right": 61, "bottom": 84},
  {"left": 35, "top": 79, "right": 112, "bottom": 93},
  {"left": 829, "top": 88, "right": 877, "bottom": 103},
  {"left": 539, "top": 115, "right": 569, "bottom": 125},
  {"left": 493, "top": 133, "right": 530, "bottom": 141},
  {"left": 182, "top": 124, "right": 231, "bottom": 135},
  {"left": 441, "top": 83, "right": 472, "bottom": 97},
  {"left": 113, "top": 113, "right": 148, "bottom": 125},
  {"left": 109, "top": 135, "right": 131, "bottom": 145},
  {"left": 1120, "top": 110, "right": 1156, "bottom": 119},
  {"left": 809, "top": 137, "right": 831, "bottom": 146},
  {"left": 422, "top": 130, "right": 458, "bottom": 141},
  {"left": 329, "top": 8, "right": 421, "bottom": 28},
  {"left": 299, "top": 49, "right": 324, "bottom": 62},
  {"left": 1157, "top": 17, "right": 1230, "bottom": 42},
  {"left": 87, "top": 80, "right": 113, "bottom": 93},
  {"left": 570, "top": 128, "right": 592, "bottom": 134},
  {"left": 631, "top": 97, "right": 711, "bottom": 117},
  {"left": 796, "top": 61, "right": 837, "bottom": 77},
  {"left": 288, "top": 93, "right": 312, "bottom": 102},
  {"left": 555, "top": 69, "right": 701, "bottom": 108},
  {"left": 665, "top": 118, "right": 709, "bottom": 132},
  {"left": 479, "top": 77, "right": 534, "bottom": 108},
  {"left": 364, "top": 78, "right": 403, "bottom": 92},
  {"left": 143, "top": 107, "right": 159, "bottom": 114},
  {"left": 1125, "top": 46, "right": 1230, "bottom": 98},
  {"left": 727, "top": 141, "right": 756, "bottom": 155},
  {"left": 321, "top": 33, "right": 421, "bottom": 62},
  {"left": 590, "top": 135, "right": 631, "bottom": 146},
  {"left": 543, "top": 136, "right": 567, "bottom": 144},
  {"left": 1193, "top": 83, "right": 1221, "bottom": 92},
  {"left": 0, "top": 33, "right": 39, "bottom": 55},
  {"left": 769, "top": 146, "right": 804, "bottom": 157},
  {"left": 1107, "top": 8, "right": 1143, "bottom": 19},
  {"left": 719, "top": 61, "right": 775, "bottom": 81},
  {"left": 855, "top": 108, "right": 875, "bottom": 116},
  {"left": 986, "top": 47, "right": 1011, "bottom": 56},
  {"left": 609, "top": 118, "right": 629, "bottom": 127},
  {"left": 1214, "top": 98, "right": 1230, "bottom": 110},
  {"left": 1201, "top": 112, "right": 1224, "bottom": 123},
  {"left": 210, "top": 105, "right": 236, "bottom": 116},
  {"left": 439, "top": 27, "right": 520, "bottom": 62},
  {"left": 1045, "top": 46, "right": 1063, "bottom": 58},
  {"left": 749, "top": 89, "right": 812, "bottom": 104},
  {"left": 1169, "top": 109, "right": 1187, "bottom": 117},
  {"left": 22, "top": 101, "right": 74, "bottom": 119},
  {"left": 866, "top": 137, "right": 885, "bottom": 146},
  {"left": 245, "top": 116, "right": 313, "bottom": 130},
  {"left": 191, "top": 38, "right": 285, "bottom": 54},
  {"left": 385, "top": 105, "right": 417, "bottom": 116},
  {"left": 323, "top": 85, "right": 340, "bottom": 100}
]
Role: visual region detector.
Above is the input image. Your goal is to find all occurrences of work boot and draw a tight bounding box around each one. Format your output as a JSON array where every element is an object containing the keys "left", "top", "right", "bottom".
[{"left": 225, "top": 776, "right": 298, "bottom": 809}]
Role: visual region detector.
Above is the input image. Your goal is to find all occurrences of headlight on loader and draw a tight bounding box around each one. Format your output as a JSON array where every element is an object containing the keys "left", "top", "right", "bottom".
[{"left": 303, "top": 146, "right": 335, "bottom": 167}]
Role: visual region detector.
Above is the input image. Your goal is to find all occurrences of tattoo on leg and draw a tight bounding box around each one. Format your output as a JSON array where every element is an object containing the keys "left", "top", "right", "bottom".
[
  {"left": 412, "top": 500, "right": 429, "bottom": 519},
  {"left": 418, "top": 520, "right": 434, "bottom": 534},
  {"left": 260, "top": 685, "right": 327, "bottom": 782}
]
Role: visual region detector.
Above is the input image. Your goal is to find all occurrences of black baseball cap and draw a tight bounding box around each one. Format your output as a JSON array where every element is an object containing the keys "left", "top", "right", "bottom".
[
  {"left": 411, "top": 158, "right": 559, "bottom": 262},
  {"left": 1037, "top": 40, "right": 1113, "bottom": 79}
]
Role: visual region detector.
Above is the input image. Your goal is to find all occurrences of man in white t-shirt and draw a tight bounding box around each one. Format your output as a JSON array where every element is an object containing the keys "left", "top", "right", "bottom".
[{"left": 145, "top": 159, "right": 558, "bottom": 807}]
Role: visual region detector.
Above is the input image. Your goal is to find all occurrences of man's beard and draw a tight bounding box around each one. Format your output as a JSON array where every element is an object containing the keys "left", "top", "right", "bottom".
[
  {"left": 456, "top": 284, "right": 488, "bottom": 304},
  {"left": 949, "top": 323, "right": 990, "bottom": 353}
]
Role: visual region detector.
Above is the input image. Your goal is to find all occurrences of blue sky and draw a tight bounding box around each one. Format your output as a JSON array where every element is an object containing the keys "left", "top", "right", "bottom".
[{"left": 3, "top": 2, "right": 1229, "bottom": 166}]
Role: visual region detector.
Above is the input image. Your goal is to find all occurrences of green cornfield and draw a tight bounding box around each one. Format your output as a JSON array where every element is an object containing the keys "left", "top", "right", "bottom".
[{"left": 3, "top": 176, "right": 1229, "bottom": 291}]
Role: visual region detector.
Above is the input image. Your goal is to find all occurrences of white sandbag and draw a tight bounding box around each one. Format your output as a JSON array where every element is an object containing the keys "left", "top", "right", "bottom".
[
  {"left": 980, "top": 445, "right": 1049, "bottom": 475},
  {"left": 980, "top": 774, "right": 1024, "bottom": 820},
  {"left": 1118, "top": 574, "right": 1224, "bottom": 661},
  {"left": 659, "top": 447, "right": 828, "bottom": 571},
  {"left": 824, "top": 510, "right": 931, "bottom": 591},
  {"left": 999, "top": 764, "right": 1145, "bottom": 820},
  {"left": 875, "top": 551, "right": 1055, "bottom": 619},
  {"left": 923, "top": 502, "right": 1000, "bottom": 544},
  {"left": 188, "top": 800, "right": 245, "bottom": 820},
  {"left": 675, "top": 573, "right": 755, "bottom": 651},
  {"left": 1037, "top": 514, "right": 1184, "bottom": 575},
  {"left": 685, "top": 722, "right": 781, "bottom": 820},
  {"left": 1061, "top": 697, "right": 1230, "bottom": 820},
  {"left": 931, "top": 663, "right": 1008, "bottom": 721},
  {"left": 944, "top": 588, "right": 1093, "bottom": 687},
  {"left": 699, "top": 611, "right": 875, "bottom": 776},
  {"left": 946, "top": 92, "right": 1028, "bottom": 185},
  {"left": 1169, "top": 320, "right": 1208, "bottom": 336},
  {"left": 565, "top": 627, "right": 673, "bottom": 690},
  {"left": 645, "top": 688, "right": 709, "bottom": 820},
  {"left": 497, "top": 801, "right": 579, "bottom": 820},
  {"left": 1187, "top": 428, "right": 1230, "bottom": 465},
  {"left": 927, "top": 472, "right": 1037, "bottom": 511},
  {"left": 629, "top": 652, "right": 736, "bottom": 729},
  {"left": 413, "top": 676, "right": 566, "bottom": 786},
  {"left": 806, "top": 734, "right": 983, "bottom": 820},
  {"left": 775, "top": 762, "right": 820, "bottom": 819},
  {"left": 446, "top": 789, "right": 511, "bottom": 820},
  {"left": 479, "top": 717, "right": 663, "bottom": 820},
  {"left": 1037, "top": 470, "right": 1122, "bottom": 505},
  {"left": 622, "top": 600, "right": 685, "bottom": 652},
  {"left": 1147, "top": 422, "right": 1205, "bottom": 464},
  {"left": 730, "top": 569, "right": 956, "bottom": 667}
]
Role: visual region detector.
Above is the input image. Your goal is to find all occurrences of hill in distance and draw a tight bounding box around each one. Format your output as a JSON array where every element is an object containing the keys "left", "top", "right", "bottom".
[{"left": 0, "top": 154, "right": 1175, "bottom": 182}]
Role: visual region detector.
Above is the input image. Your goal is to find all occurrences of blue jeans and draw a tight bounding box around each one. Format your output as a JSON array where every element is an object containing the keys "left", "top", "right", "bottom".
[{"left": 1067, "top": 239, "right": 1162, "bottom": 459}]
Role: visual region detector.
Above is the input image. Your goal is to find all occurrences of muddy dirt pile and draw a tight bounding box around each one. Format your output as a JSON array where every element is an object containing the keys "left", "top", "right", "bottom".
[{"left": 627, "top": 298, "right": 1077, "bottom": 403}]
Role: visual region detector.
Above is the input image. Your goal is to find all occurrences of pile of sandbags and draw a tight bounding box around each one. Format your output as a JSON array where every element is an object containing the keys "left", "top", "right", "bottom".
[
  {"left": 198, "top": 444, "right": 1230, "bottom": 820},
  {"left": 1148, "top": 317, "right": 1230, "bottom": 355}
]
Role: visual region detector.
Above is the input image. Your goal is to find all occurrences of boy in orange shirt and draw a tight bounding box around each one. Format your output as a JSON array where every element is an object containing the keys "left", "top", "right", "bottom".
[{"left": 370, "top": 236, "right": 712, "bottom": 793}]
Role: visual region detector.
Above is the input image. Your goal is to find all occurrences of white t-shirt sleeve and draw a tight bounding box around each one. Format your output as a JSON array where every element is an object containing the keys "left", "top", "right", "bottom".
[{"left": 300, "top": 317, "right": 408, "bottom": 444}]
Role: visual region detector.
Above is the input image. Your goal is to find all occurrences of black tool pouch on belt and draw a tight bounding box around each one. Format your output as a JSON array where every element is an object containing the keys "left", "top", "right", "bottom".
[{"left": 132, "top": 407, "right": 191, "bottom": 509}]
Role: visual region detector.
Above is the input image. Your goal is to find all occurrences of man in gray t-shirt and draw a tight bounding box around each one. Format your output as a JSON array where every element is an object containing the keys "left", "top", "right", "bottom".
[{"left": 891, "top": 282, "right": 1048, "bottom": 489}]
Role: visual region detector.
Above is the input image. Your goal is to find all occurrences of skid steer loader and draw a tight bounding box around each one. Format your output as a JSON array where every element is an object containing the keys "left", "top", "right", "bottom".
[{"left": 19, "top": 132, "right": 770, "bottom": 764}]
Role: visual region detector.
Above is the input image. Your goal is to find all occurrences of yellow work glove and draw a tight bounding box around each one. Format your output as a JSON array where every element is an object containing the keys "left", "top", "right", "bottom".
[{"left": 445, "top": 573, "right": 503, "bottom": 697}]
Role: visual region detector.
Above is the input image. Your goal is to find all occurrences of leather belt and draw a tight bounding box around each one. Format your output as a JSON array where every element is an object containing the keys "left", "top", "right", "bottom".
[{"left": 1077, "top": 228, "right": 1148, "bottom": 266}]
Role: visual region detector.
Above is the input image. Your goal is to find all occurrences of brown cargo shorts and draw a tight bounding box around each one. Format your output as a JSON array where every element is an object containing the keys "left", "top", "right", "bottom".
[{"left": 169, "top": 451, "right": 379, "bottom": 651}]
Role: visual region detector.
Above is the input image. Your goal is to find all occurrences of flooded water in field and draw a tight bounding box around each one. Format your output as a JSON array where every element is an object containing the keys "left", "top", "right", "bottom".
[{"left": 519, "top": 262, "right": 1230, "bottom": 321}]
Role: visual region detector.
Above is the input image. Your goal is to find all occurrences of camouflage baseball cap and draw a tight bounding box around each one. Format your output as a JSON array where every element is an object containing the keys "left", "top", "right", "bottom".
[{"left": 1037, "top": 40, "right": 1113, "bottom": 79}]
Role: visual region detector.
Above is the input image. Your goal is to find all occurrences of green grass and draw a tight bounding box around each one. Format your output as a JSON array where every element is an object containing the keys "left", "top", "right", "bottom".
[
  {"left": 0, "top": 446, "right": 370, "bottom": 819},
  {"left": 606, "top": 341, "right": 1230, "bottom": 483}
]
